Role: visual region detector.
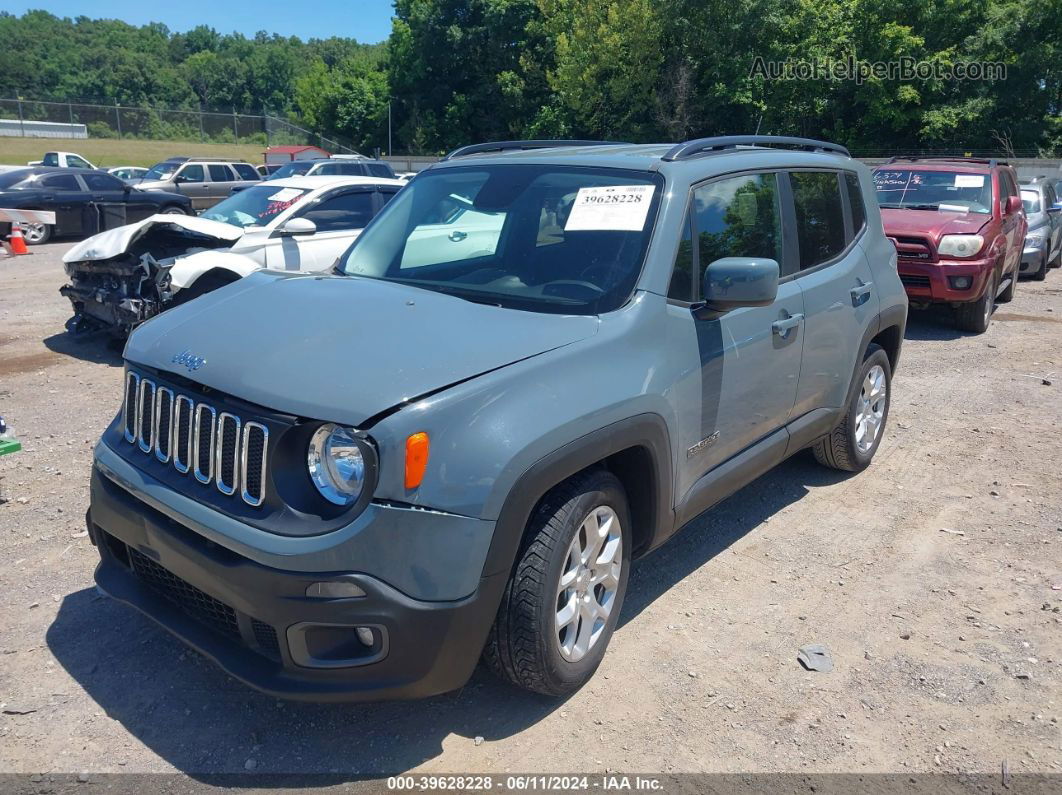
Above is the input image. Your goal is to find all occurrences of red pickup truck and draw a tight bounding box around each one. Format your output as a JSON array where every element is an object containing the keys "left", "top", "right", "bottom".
[{"left": 873, "top": 158, "right": 1026, "bottom": 333}]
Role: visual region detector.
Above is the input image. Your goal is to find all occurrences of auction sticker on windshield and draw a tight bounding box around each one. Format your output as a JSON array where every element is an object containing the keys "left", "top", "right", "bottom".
[{"left": 564, "top": 185, "right": 655, "bottom": 231}]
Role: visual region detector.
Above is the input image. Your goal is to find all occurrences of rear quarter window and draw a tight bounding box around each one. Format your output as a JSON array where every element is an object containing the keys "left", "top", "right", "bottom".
[{"left": 844, "top": 173, "right": 866, "bottom": 235}]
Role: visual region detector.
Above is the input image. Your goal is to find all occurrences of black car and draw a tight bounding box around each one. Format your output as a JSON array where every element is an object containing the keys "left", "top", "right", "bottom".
[{"left": 0, "top": 167, "right": 192, "bottom": 245}]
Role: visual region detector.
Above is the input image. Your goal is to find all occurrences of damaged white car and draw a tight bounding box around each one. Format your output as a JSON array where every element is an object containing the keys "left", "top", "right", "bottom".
[{"left": 60, "top": 175, "right": 404, "bottom": 334}]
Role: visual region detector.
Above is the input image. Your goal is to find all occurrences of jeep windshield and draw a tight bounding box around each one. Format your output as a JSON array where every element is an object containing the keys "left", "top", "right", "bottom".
[
  {"left": 874, "top": 169, "right": 993, "bottom": 214},
  {"left": 338, "top": 164, "right": 663, "bottom": 314},
  {"left": 200, "top": 184, "right": 311, "bottom": 227}
]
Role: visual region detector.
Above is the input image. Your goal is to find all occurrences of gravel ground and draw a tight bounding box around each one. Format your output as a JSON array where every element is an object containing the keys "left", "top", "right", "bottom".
[{"left": 1, "top": 243, "right": 1060, "bottom": 780}]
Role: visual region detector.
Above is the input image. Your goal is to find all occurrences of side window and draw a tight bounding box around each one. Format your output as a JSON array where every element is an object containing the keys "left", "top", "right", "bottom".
[
  {"left": 667, "top": 210, "right": 695, "bottom": 300},
  {"left": 692, "top": 172, "right": 784, "bottom": 282},
  {"left": 208, "top": 164, "right": 234, "bottom": 182},
  {"left": 83, "top": 172, "right": 124, "bottom": 191},
  {"left": 844, "top": 173, "right": 866, "bottom": 237},
  {"left": 232, "top": 163, "right": 258, "bottom": 181},
  {"left": 368, "top": 163, "right": 394, "bottom": 179},
  {"left": 42, "top": 174, "right": 80, "bottom": 190},
  {"left": 178, "top": 164, "right": 204, "bottom": 182},
  {"left": 378, "top": 189, "right": 399, "bottom": 207},
  {"left": 68, "top": 155, "right": 92, "bottom": 169},
  {"left": 790, "top": 171, "right": 847, "bottom": 270},
  {"left": 300, "top": 191, "right": 375, "bottom": 232},
  {"left": 42, "top": 153, "right": 59, "bottom": 167}
]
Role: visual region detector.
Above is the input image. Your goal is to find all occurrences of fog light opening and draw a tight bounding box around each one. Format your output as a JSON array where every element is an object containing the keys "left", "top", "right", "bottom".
[
  {"left": 305, "top": 581, "right": 366, "bottom": 599},
  {"left": 356, "top": 626, "right": 375, "bottom": 647},
  {"left": 949, "top": 275, "right": 972, "bottom": 290}
]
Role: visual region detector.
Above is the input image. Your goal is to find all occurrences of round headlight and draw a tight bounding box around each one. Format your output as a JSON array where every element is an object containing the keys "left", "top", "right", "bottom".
[{"left": 307, "top": 424, "right": 366, "bottom": 506}]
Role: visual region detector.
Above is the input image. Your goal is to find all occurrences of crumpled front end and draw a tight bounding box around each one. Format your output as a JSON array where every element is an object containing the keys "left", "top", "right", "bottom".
[
  {"left": 60, "top": 216, "right": 240, "bottom": 336},
  {"left": 60, "top": 253, "right": 175, "bottom": 335}
]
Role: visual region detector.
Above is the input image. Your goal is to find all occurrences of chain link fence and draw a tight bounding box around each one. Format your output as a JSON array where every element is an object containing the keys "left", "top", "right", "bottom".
[{"left": 0, "top": 98, "right": 360, "bottom": 154}]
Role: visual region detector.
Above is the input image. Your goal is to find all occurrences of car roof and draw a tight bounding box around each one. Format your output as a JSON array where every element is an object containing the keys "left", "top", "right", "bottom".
[
  {"left": 255, "top": 175, "right": 405, "bottom": 189},
  {"left": 874, "top": 161, "right": 996, "bottom": 173}
]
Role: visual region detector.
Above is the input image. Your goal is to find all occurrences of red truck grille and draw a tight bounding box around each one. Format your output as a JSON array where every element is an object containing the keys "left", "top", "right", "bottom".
[{"left": 891, "top": 236, "right": 936, "bottom": 263}]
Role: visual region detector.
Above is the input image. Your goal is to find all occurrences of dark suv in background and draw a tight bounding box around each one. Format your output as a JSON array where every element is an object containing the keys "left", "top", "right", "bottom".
[
  {"left": 874, "top": 157, "right": 1026, "bottom": 333},
  {"left": 1018, "top": 177, "right": 1062, "bottom": 280}
]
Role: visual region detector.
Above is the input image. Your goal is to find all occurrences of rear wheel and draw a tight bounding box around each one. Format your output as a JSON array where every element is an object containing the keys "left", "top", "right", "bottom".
[
  {"left": 484, "top": 469, "right": 630, "bottom": 696},
  {"left": 954, "top": 272, "right": 995, "bottom": 334},
  {"left": 19, "top": 221, "right": 51, "bottom": 245},
  {"left": 160, "top": 205, "right": 187, "bottom": 215},
  {"left": 812, "top": 344, "right": 891, "bottom": 473}
]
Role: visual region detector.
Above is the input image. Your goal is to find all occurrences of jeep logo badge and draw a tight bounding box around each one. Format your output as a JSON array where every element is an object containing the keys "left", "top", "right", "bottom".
[{"left": 172, "top": 350, "right": 206, "bottom": 372}]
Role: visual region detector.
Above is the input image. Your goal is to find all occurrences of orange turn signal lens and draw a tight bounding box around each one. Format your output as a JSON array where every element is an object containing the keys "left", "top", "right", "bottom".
[{"left": 404, "top": 432, "right": 430, "bottom": 489}]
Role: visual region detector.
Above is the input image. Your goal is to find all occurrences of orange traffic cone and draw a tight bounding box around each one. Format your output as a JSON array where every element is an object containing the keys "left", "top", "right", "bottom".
[{"left": 7, "top": 225, "right": 29, "bottom": 255}]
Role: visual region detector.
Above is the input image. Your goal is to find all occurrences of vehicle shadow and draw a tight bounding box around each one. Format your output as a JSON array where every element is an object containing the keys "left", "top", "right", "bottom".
[
  {"left": 901, "top": 305, "right": 966, "bottom": 341},
  {"left": 42, "top": 330, "right": 124, "bottom": 367},
  {"left": 620, "top": 451, "right": 850, "bottom": 626},
  {"left": 46, "top": 453, "right": 849, "bottom": 780}
]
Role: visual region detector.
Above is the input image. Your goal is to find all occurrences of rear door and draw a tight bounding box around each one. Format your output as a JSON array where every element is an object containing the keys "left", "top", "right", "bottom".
[
  {"left": 787, "top": 170, "right": 878, "bottom": 418},
  {"left": 205, "top": 164, "right": 237, "bottom": 206}
]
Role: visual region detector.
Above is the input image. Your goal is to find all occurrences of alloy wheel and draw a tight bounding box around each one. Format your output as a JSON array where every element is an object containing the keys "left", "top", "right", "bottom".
[
  {"left": 855, "top": 364, "right": 887, "bottom": 453},
  {"left": 555, "top": 505, "right": 623, "bottom": 662}
]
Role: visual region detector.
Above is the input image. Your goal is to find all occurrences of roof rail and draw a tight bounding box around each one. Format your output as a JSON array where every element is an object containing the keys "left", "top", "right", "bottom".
[
  {"left": 661, "top": 135, "right": 850, "bottom": 161},
  {"left": 442, "top": 140, "right": 628, "bottom": 161},
  {"left": 885, "top": 156, "right": 1004, "bottom": 168}
]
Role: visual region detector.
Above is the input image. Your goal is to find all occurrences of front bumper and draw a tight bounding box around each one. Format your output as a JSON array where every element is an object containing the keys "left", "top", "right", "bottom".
[
  {"left": 1020, "top": 243, "right": 1047, "bottom": 273},
  {"left": 88, "top": 465, "right": 507, "bottom": 702},
  {"left": 897, "top": 256, "right": 993, "bottom": 304}
]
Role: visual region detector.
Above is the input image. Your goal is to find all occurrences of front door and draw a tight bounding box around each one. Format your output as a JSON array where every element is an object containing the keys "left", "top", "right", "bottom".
[
  {"left": 174, "top": 164, "right": 210, "bottom": 210},
  {"left": 670, "top": 171, "right": 804, "bottom": 497},
  {"left": 276, "top": 188, "right": 378, "bottom": 272}
]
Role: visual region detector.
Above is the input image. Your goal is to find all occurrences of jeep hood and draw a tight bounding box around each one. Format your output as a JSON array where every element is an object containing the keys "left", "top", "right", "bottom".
[
  {"left": 124, "top": 271, "right": 599, "bottom": 426},
  {"left": 880, "top": 208, "right": 990, "bottom": 242},
  {"left": 63, "top": 214, "right": 243, "bottom": 263}
]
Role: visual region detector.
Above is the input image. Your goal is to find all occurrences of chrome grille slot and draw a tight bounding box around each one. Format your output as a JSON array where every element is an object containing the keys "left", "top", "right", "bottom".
[
  {"left": 136, "top": 379, "right": 156, "bottom": 453},
  {"left": 193, "top": 404, "right": 216, "bottom": 485},
  {"left": 241, "top": 423, "right": 268, "bottom": 507},
  {"left": 120, "top": 370, "right": 269, "bottom": 507},
  {"left": 123, "top": 372, "right": 140, "bottom": 442},
  {"left": 154, "top": 388, "right": 174, "bottom": 463},
  {"left": 215, "top": 413, "right": 241, "bottom": 496},
  {"left": 173, "top": 396, "right": 194, "bottom": 473}
]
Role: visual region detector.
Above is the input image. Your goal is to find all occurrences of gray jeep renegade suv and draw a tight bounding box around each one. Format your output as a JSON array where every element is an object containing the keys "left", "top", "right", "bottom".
[{"left": 86, "top": 136, "right": 908, "bottom": 700}]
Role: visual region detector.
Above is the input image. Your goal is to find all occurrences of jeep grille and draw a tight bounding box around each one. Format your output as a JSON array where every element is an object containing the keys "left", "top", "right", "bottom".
[{"left": 122, "top": 371, "right": 268, "bottom": 507}]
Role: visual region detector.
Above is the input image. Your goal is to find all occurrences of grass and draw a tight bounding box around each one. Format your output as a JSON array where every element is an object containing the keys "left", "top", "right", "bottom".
[{"left": 0, "top": 137, "right": 267, "bottom": 168}]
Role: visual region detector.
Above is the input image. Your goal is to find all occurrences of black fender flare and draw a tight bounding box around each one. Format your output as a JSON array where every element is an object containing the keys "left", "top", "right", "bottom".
[{"left": 480, "top": 413, "right": 674, "bottom": 580}]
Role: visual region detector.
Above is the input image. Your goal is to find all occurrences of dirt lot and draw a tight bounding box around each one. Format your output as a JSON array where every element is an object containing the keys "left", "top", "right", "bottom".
[{"left": 1, "top": 243, "right": 1060, "bottom": 781}]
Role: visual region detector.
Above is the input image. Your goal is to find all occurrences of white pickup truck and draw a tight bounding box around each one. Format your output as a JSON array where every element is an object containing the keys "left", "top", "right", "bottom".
[{"left": 27, "top": 151, "right": 98, "bottom": 169}]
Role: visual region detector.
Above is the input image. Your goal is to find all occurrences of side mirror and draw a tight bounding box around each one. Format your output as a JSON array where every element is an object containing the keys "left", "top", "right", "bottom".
[
  {"left": 277, "top": 217, "right": 316, "bottom": 237},
  {"left": 1005, "top": 196, "right": 1023, "bottom": 215},
  {"left": 1048, "top": 203, "right": 1062, "bottom": 215},
  {"left": 700, "top": 257, "right": 779, "bottom": 314}
]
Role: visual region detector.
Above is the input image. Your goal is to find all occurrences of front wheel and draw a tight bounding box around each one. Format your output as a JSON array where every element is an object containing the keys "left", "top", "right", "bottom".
[
  {"left": 484, "top": 470, "right": 631, "bottom": 696},
  {"left": 812, "top": 344, "right": 892, "bottom": 472},
  {"left": 160, "top": 205, "right": 188, "bottom": 215},
  {"left": 954, "top": 272, "right": 996, "bottom": 334},
  {"left": 1031, "top": 254, "right": 1048, "bottom": 282}
]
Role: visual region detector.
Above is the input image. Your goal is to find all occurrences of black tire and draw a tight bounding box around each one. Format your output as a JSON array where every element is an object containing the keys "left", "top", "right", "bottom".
[
  {"left": 997, "top": 269, "right": 1016, "bottom": 302},
  {"left": 483, "top": 469, "right": 631, "bottom": 696},
  {"left": 20, "top": 221, "right": 51, "bottom": 245},
  {"left": 954, "top": 272, "right": 995, "bottom": 334},
  {"left": 812, "top": 344, "right": 892, "bottom": 473},
  {"left": 1031, "top": 254, "right": 1048, "bottom": 282},
  {"left": 171, "top": 271, "right": 238, "bottom": 307}
]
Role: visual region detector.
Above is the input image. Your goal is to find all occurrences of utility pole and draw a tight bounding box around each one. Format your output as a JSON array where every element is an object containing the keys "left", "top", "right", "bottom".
[
  {"left": 388, "top": 100, "right": 392, "bottom": 156},
  {"left": 17, "top": 96, "right": 24, "bottom": 137},
  {"left": 115, "top": 100, "right": 122, "bottom": 139},
  {"left": 232, "top": 108, "right": 239, "bottom": 145}
]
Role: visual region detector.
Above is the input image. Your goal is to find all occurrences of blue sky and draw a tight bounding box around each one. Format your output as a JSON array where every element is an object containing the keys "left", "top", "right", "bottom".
[{"left": 2, "top": 1, "right": 396, "bottom": 43}]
